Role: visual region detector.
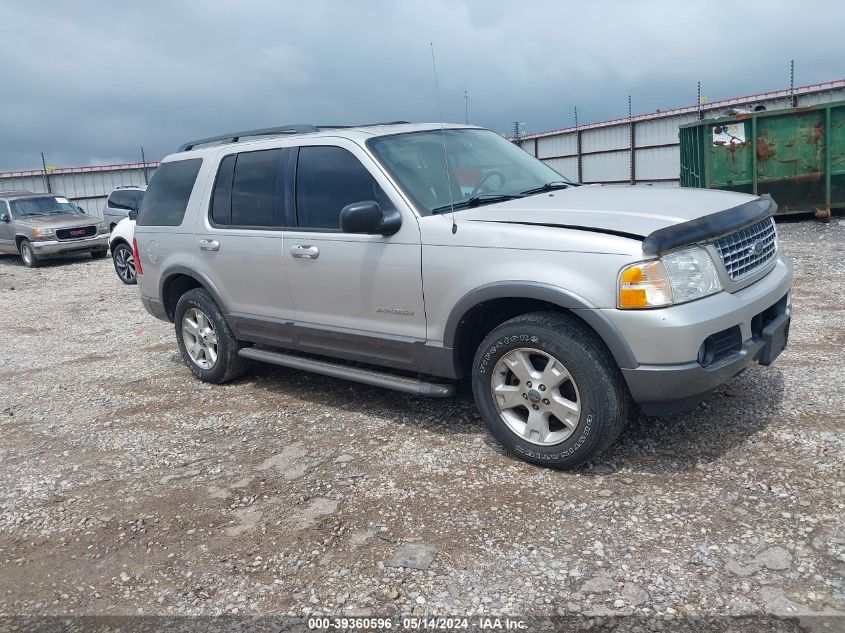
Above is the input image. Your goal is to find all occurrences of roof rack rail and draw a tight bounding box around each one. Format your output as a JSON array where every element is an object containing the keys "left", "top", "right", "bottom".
[
  {"left": 177, "top": 124, "right": 321, "bottom": 152},
  {"left": 177, "top": 121, "right": 413, "bottom": 152}
]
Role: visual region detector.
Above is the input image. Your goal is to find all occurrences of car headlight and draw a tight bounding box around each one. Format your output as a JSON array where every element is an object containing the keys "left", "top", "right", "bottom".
[
  {"left": 32, "top": 227, "right": 55, "bottom": 241},
  {"left": 618, "top": 246, "right": 722, "bottom": 309},
  {"left": 97, "top": 222, "right": 110, "bottom": 234}
]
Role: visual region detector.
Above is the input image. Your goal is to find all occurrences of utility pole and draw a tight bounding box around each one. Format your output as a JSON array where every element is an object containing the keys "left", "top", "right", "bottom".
[
  {"left": 790, "top": 59, "right": 797, "bottom": 107},
  {"left": 40, "top": 152, "right": 51, "bottom": 193},
  {"left": 141, "top": 146, "right": 149, "bottom": 185},
  {"left": 697, "top": 81, "right": 702, "bottom": 120},
  {"left": 628, "top": 95, "right": 635, "bottom": 184},
  {"left": 464, "top": 89, "right": 469, "bottom": 124},
  {"left": 574, "top": 106, "right": 581, "bottom": 182}
]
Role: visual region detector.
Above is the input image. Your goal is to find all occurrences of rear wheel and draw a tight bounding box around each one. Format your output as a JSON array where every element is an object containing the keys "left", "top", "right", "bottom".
[
  {"left": 19, "top": 239, "right": 40, "bottom": 268},
  {"left": 174, "top": 288, "right": 249, "bottom": 383},
  {"left": 111, "top": 242, "right": 137, "bottom": 284},
  {"left": 472, "top": 312, "right": 629, "bottom": 469}
]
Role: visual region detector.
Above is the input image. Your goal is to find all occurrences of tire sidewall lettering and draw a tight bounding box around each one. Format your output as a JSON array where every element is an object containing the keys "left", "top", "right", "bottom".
[{"left": 476, "top": 330, "right": 602, "bottom": 462}]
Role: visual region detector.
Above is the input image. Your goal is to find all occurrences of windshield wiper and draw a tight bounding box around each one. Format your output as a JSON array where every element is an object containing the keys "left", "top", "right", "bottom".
[
  {"left": 520, "top": 181, "right": 572, "bottom": 195},
  {"left": 431, "top": 194, "right": 523, "bottom": 215}
]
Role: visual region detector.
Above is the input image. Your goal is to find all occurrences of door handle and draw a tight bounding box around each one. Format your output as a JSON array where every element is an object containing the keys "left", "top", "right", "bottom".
[
  {"left": 291, "top": 244, "right": 320, "bottom": 259},
  {"left": 199, "top": 239, "right": 220, "bottom": 251}
]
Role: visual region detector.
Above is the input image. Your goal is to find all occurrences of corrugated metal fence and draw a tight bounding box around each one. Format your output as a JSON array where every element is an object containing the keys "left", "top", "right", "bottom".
[
  {"left": 0, "top": 162, "right": 159, "bottom": 219},
  {"left": 519, "top": 79, "right": 845, "bottom": 186}
]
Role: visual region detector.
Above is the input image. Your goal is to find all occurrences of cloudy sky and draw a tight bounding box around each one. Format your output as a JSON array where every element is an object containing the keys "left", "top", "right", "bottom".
[{"left": 1, "top": 0, "right": 842, "bottom": 170}]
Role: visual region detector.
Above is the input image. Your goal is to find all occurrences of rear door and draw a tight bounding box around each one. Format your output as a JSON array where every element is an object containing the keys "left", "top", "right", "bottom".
[
  {"left": 193, "top": 147, "right": 295, "bottom": 345},
  {"left": 282, "top": 140, "right": 425, "bottom": 369}
]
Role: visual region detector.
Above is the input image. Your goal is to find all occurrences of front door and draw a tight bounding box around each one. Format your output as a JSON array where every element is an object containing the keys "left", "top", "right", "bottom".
[
  {"left": 283, "top": 141, "right": 426, "bottom": 370},
  {"left": 194, "top": 147, "right": 295, "bottom": 346},
  {"left": 0, "top": 201, "right": 14, "bottom": 253}
]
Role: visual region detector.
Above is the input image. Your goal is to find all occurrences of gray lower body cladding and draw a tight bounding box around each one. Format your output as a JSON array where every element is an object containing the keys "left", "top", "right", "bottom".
[{"left": 140, "top": 257, "right": 792, "bottom": 411}]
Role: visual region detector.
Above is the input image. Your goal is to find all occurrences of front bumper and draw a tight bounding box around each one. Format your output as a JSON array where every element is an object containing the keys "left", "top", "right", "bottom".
[
  {"left": 30, "top": 234, "right": 109, "bottom": 257},
  {"left": 610, "top": 256, "right": 793, "bottom": 414}
]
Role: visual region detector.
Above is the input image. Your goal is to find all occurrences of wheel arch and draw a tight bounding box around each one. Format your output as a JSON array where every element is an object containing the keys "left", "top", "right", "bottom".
[
  {"left": 160, "top": 266, "right": 228, "bottom": 323},
  {"left": 444, "top": 282, "right": 638, "bottom": 378},
  {"left": 110, "top": 237, "right": 129, "bottom": 250}
]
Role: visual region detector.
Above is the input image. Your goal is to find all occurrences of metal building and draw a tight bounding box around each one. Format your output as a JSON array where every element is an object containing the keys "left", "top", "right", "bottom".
[
  {"left": 0, "top": 162, "right": 158, "bottom": 219},
  {"left": 518, "top": 79, "right": 845, "bottom": 186}
]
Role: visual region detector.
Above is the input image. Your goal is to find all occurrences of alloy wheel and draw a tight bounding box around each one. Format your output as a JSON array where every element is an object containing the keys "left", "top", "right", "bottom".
[
  {"left": 182, "top": 308, "right": 219, "bottom": 370},
  {"left": 114, "top": 245, "right": 136, "bottom": 282},
  {"left": 490, "top": 347, "right": 581, "bottom": 446}
]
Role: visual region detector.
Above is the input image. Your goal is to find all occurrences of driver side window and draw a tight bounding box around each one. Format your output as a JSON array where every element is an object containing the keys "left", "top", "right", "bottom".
[{"left": 295, "top": 146, "right": 393, "bottom": 230}]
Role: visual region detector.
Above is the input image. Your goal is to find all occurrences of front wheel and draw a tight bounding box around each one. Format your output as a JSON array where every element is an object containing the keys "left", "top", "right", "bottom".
[
  {"left": 174, "top": 288, "right": 249, "bottom": 383},
  {"left": 91, "top": 249, "right": 108, "bottom": 259},
  {"left": 111, "top": 242, "right": 137, "bottom": 284},
  {"left": 19, "top": 239, "right": 40, "bottom": 268},
  {"left": 472, "top": 312, "right": 629, "bottom": 469}
]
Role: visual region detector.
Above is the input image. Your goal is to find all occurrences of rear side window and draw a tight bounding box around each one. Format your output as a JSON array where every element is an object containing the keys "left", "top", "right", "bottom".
[
  {"left": 210, "top": 149, "right": 284, "bottom": 228},
  {"left": 296, "top": 146, "right": 386, "bottom": 230},
  {"left": 137, "top": 159, "right": 202, "bottom": 226},
  {"left": 109, "top": 189, "right": 144, "bottom": 210}
]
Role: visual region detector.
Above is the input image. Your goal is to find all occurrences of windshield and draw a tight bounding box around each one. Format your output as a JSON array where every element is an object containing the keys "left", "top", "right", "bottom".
[
  {"left": 10, "top": 196, "right": 81, "bottom": 218},
  {"left": 367, "top": 128, "right": 572, "bottom": 216}
]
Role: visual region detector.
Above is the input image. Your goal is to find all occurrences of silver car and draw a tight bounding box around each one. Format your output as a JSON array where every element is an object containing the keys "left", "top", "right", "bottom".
[
  {"left": 134, "top": 123, "right": 792, "bottom": 469},
  {"left": 103, "top": 185, "right": 145, "bottom": 232},
  {"left": 0, "top": 191, "right": 110, "bottom": 267}
]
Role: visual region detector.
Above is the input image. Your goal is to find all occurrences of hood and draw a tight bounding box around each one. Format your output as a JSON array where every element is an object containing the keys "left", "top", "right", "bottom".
[
  {"left": 458, "top": 185, "right": 760, "bottom": 239},
  {"left": 16, "top": 213, "right": 95, "bottom": 229}
]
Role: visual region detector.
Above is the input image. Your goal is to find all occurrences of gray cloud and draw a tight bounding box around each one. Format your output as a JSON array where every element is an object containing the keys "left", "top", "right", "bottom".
[{"left": 1, "top": 0, "right": 842, "bottom": 170}]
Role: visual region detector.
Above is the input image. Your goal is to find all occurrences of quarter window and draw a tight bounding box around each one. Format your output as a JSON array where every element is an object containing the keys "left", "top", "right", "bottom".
[
  {"left": 210, "top": 149, "right": 284, "bottom": 228},
  {"left": 137, "top": 159, "right": 202, "bottom": 226},
  {"left": 295, "top": 146, "right": 389, "bottom": 230}
]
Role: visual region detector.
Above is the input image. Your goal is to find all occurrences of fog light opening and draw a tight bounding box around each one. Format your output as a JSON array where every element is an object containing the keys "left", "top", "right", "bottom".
[{"left": 698, "top": 338, "right": 715, "bottom": 367}]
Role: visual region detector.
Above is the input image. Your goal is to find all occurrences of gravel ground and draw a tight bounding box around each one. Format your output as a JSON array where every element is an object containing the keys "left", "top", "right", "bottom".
[{"left": 0, "top": 218, "right": 843, "bottom": 625}]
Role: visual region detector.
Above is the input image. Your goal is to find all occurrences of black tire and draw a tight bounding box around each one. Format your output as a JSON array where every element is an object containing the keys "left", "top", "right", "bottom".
[
  {"left": 91, "top": 249, "right": 108, "bottom": 259},
  {"left": 174, "top": 288, "right": 249, "bottom": 383},
  {"left": 19, "top": 239, "right": 40, "bottom": 268},
  {"left": 472, "top": 311, "right": 629, "bottom": 469},
  {"left": 111, "top": 242, "right": 137, "bottom": 285}
]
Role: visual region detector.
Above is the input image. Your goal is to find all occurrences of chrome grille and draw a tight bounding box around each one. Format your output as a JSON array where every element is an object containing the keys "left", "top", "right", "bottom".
[{"left": 713, "top": 218, "right": 777, "bottom": 281}]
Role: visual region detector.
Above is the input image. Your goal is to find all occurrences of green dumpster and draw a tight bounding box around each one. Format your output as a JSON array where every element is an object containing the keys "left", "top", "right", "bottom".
[{"left": 680, "top": 100, "right": 845, "bottom": 217}]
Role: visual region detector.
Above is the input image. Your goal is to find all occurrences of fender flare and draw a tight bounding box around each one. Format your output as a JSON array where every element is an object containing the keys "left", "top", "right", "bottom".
[
  {"left": 159, "top": 265, "right": 229, "bottom": 320},
  {"left": 443, "top": 281, "right": 638, "bottom": 370}
]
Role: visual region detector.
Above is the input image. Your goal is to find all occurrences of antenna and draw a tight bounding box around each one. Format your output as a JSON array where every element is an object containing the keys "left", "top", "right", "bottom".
[{"left": 430, "top": 42, "right": 457, "bottom": 234}]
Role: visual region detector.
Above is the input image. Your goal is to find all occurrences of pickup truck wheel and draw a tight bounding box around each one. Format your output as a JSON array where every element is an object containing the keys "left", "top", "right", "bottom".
[
  {"left": 472, "top": 312, "right": 629, "bottom": 469},
  {"left": 174, "top": 288, "right": 249, "bottom": 383},
  {"left": 19, "top": 239, "right": 40, "bottom": 268}
]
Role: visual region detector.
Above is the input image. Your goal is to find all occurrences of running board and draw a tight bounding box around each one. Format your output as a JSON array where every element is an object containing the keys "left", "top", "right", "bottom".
[{"left": 238, "top": 347, "right": 455, "bottom": 397}]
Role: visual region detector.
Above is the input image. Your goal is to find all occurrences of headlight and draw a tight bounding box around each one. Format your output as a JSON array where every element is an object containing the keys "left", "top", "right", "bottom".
[
  {"left": 662, "top": 246, "right": 722, "bottom": 303},
  {"left": 32, "top": 227, "right": 55, "bottom": 241},
  {"left": 618, "top": 246, "right": 722, "bottom": 309},
  {"left": 97, "top": 222, "right": 110, "bottom": 234}
]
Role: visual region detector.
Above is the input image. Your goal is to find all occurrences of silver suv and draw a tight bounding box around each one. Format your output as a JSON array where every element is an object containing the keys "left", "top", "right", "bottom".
[
  {"left": 134, "top": 123, "right": 792, "bottom": 469},
  {"left": 103, "top": 185, "right": 145, "bottom": 232}
]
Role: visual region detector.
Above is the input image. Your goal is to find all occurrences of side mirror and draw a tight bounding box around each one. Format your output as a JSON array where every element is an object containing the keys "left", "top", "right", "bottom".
[
  {"left": 339, "top": 200, "right": 401, "bottom": 235},
  {"left": 0, "top": 213, "right": 9, "bottom": 223},
  {"left": 128, "top": 209, "right": 138, "bottom": 221}
]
